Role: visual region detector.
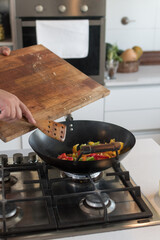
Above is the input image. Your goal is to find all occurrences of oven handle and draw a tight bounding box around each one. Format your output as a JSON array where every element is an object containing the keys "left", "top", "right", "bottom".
[{"left": 21, "top": 19, "right": 103, "bottom": 27}]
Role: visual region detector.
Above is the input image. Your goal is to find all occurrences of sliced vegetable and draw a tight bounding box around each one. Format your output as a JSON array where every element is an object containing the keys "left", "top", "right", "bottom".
[
  {"left": 72, "top": 144, "right": 79, "bottom": 153},
  {"left": 57, "top": 140, "right": 124, "bottom": 162}
]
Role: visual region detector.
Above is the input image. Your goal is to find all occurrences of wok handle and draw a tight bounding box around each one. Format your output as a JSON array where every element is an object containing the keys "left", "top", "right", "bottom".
[{"left": 80, "top": 142, "right": 121, "bottom": 154}]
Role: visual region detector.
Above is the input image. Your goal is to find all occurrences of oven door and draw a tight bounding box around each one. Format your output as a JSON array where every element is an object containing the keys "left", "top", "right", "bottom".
[{"left": 16, "top": 18, "right": 105, "bottom": 84}]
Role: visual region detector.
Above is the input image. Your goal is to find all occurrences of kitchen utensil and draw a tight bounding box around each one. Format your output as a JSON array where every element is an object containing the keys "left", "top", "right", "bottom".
[
  {"left": 26, "top": 118, "right": 66, "bottom": 142},
  {"left": 74, "top": 142, "right": 121, "bottom": 163},
  {"left": 29, "top": 120, "right": 136, "bottom": 174},
  {"left": 35, "top": 119, "right": 66, "bottom": 142},
  {"left": 0, "top": 44, "right": 110, "bottom": 142}
]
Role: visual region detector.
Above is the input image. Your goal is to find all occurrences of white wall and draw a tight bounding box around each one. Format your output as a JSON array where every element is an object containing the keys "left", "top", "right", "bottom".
[{"left": 105, "top": 0, "right": 160, "bottom": 51}]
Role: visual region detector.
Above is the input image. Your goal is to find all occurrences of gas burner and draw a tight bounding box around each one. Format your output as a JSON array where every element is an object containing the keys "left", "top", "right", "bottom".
[
  {"left": 86, "top": 193, "right": 110, "bottom": 208},
  {"left": 0, "top": 169, "right": 18, "bottom": 189},
  {"left": 79, "top": 193, "right": 116, "bottom": 216},
  {"left": 0, "top": 169, "right": 11, "bottom": 182},
  {"left": 0, "top": 202, "right": 17, "bottom": 219},
  {"left": 0, "top": 202, "right": 23, "bottom": 228},
  {"left": 61, "top": 172, "right": 103, "bottom": 182},
  {"left": 0, "top": 176, "right": 18, "bottom": 190}
]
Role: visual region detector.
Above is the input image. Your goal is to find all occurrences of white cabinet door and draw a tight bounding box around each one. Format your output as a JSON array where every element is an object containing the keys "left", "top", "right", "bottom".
[
  {"left": 104, "top": 85, "right": 160, "bottom": 131},
  {"left": 0, "top": 137, "right": 21, "bottom": 151},
  {"left": 105, "top": 85, "right": 160, "bottom": 111},
  {"left": 105, "top": 109, "right": 160, "bottom": 131},
  {"left": 21, "top": 131, "right": 35, "bottom": 150},
  {"left": 71, "top": 99, "right": 104, "bottom": 121},
  {"left": 106, "top": 0, "right": 157, "bottom": 29},
  {"left": 106, "top": 0, "right": 158, "bottom": 50}
]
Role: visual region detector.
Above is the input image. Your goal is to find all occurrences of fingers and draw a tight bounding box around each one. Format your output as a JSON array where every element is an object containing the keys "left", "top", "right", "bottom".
[
  {"left": 0, "top": 109, "right": 10, "bottom": 121},
  {"left": 0, "top": 104, "right": 35, "bottom": 124},
  {"left": 19, "top": 102, "right": 36, "bottom": 125},
  {"left": 0, "top": 107, "right": 15, "bottom": 122},
  {"left": 0, "top": 46, "right": 11, "bottom": 56},
  {"left": 0, "top": 91, "right": 35, "bottom": 124},
  {"left": 15, "top": 104, "right": 22, "bottom": 120}
]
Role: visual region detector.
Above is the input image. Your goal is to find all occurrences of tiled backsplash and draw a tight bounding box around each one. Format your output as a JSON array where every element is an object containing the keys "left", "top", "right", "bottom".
[{"left": 105, "top": 0, "right": 160, "bottom": 51}]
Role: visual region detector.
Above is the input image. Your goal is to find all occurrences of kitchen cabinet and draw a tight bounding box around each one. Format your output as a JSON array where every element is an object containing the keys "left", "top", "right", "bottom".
[
  {"left": 105, "top": 66, "right": 160, "bottom": 144},
  {"left": 104, "top": 85, "right": 160, "bottom": 130},
  {"left": 106, "top": 0, "right": 160, "bottom": 51},
  {"left": 71, "top": 98, "right": 104, "bottom": 121},
  {"left": 0, "top": 137, "right": 21, "bottom": 151}
]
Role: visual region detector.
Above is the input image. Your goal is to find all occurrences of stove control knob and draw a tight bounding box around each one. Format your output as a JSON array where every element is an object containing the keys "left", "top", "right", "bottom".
[
  {"left": 58, "top": 5, "right": 67, "bottom": 13},
  {"left": 35, "top": 5, "right": 44, "bottom": 13},
  {"left": 0, "top": 154, "right": 8, "bottom": 166},
  {"left": 13, "top": 153, "right": 23, "bottom": 164},
  {"left": 28, "top": 152, "right": 37, "bottom": 163},
  {"left": 81, "top": 5, "right": 89, "bottom": 13}
]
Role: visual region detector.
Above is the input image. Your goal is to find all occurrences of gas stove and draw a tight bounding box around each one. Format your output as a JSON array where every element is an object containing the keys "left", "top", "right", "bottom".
[{"left": 0, "top": 151, "right": 160, "bottom": 240}]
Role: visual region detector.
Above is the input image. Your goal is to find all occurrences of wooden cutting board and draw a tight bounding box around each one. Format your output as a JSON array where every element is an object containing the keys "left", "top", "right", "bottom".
[{"left": 0, "top": 45, "right": 110, "bottom": 142}]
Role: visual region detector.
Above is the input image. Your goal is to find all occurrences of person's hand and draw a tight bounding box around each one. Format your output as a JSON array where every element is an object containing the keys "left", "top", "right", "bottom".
[
  {"left": 0, "top": 46, "right": 11, "bottom": 56},
  {"left": 0, "top": 89, "right": 36, "bottom": 124}
]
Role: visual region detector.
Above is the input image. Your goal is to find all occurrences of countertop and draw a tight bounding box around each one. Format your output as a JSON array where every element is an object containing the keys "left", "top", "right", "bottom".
[{"left": 105, "top": 65, "right": 160, "bottom": 87}]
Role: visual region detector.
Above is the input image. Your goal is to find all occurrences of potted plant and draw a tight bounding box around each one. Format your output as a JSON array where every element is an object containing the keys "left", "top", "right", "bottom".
[{"left": 105, "top": 43, "right": 122, "bottom": 79}]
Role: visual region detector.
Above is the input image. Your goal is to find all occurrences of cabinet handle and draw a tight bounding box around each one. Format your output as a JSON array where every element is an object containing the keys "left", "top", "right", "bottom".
[{"left": 121, "top": 17, "right": 136, "bottom": 25}]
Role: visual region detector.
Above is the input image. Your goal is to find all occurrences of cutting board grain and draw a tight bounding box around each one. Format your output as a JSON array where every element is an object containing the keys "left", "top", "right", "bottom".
[{"left": 0, "top": 45, "right": 110, "bottom": 142}]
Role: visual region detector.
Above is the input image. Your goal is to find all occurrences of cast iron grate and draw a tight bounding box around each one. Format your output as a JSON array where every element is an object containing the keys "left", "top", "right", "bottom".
[
  {"left": 0, "top": 158, "right": 153, "bottom": 238},
  {"left": 0, "top": 159, "right": 57, "bottom": 237}
]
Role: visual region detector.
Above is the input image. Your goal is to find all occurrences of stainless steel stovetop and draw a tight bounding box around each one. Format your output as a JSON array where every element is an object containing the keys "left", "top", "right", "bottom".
[{"left": 0, "top": 152, "right": 160, "bottom": 240}]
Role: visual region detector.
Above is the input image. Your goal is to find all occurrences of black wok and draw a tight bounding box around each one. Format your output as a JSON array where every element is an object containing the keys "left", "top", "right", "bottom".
[{"left": 29, "top": 120, "right": 136, "bottom": 174}]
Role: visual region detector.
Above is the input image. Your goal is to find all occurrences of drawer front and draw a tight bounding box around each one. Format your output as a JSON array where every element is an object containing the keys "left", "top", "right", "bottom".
[
  {"left": 105, "top": 109, "right": 160, "bottom": 131},
  {"left": 0, "top": 137, "right": 21, "bottom": 151},
  {"left": 71, "top": 98, "right": 104, "bottom": 121},
  {"left": 105, "top": 86, "right": 160, "bottom": 111}
]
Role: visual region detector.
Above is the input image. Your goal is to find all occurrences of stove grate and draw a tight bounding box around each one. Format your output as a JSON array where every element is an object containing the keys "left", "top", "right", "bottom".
[
  {"left": 0, "top": 159, "right": 153, "bottom": 237},
  {"left": 0, "top": 161, "right": 57, "bottom": 237}
]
